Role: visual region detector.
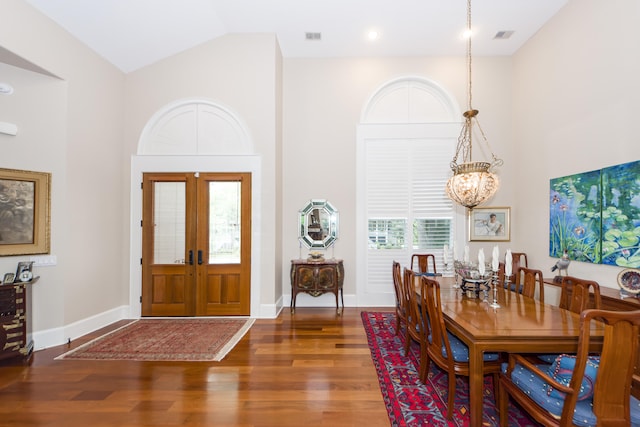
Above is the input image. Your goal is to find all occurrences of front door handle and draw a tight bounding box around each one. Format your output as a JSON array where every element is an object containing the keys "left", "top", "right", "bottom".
[
  {"left": 188, "top": 250, "right": 194, "bottom": 265},
  {"left": 198, "top": 250, "right": 203, "bottom": 265}
]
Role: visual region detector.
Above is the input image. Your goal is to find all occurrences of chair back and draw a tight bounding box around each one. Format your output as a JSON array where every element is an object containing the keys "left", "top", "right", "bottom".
[
  {"left": 403, "top": 268, "right": 420, "bottom": 336},
  {"left": 411, "top": 254, "right": 437, "bottom": 275},
  {"left": 570, "top": 309, "right": 640, "bottom": 424},
  {"left": 392, "top": 261, "right": 403, "bottom": 308},
  {"left": 515, "top": 266, "right": 545, "bottom": 303},
  {"left": 419, "top": 276, "right": 452, "bottom": 366},
  {"left": 559, "top": 276, "right": 602, "bottom": 313},
  {"left": 511, "top": 252, "right": 528, "bottom": 273}
]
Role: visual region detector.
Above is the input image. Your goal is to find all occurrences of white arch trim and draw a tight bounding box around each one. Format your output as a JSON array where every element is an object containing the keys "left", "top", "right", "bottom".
[
  {"left": 138, "top": 98, "right": 253, "bottom": 155},
  {"left": 360, "top": 76, "right": 461, "bottom": 124}
]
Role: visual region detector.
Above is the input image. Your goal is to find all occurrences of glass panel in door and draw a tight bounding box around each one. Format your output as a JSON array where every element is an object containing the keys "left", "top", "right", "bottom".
[
  {"left": 153, "top": 182, "right": 186, "bottom": 264},
  {"left": 208, "top": 181, "right": 241, "bottom": 264}
]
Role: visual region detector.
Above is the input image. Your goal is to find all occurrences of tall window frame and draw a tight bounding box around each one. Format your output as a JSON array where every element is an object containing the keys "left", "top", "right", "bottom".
[{"left": 356, "top": 77, "right": 463, "bottom": 306}]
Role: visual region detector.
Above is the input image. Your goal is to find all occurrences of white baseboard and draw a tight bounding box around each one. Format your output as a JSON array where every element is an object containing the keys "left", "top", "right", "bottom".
[
  {"left": 32, "top": 301, "right": 291, "bottom": 351},
  {"left": 33, "top": 305, "right": 130, "bottom": 350}
]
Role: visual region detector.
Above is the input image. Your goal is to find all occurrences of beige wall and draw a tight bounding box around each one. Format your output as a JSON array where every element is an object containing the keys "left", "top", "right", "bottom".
[
  {"left": 282, "top": 56, "right": 514, "bottom": 301},
  {"left": 512, "top": 0, "right": 640, "bottom": 289},
  {"left": 124, "top": 34, "right": 282, "bottom": 310},
  {"left": 0, "top": 0, "right": 636, "bottom": 347},
  {"left": 0, "top": 0, "right": 125, "bottom": 346}
]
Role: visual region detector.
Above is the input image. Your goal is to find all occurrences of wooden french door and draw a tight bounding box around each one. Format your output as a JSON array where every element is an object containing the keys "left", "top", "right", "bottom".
[{"left": 141, "top": 172, "right": 251, "bottom": 316}]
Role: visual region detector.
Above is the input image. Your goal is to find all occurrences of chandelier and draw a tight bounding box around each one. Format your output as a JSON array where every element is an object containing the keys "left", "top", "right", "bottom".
[{"left": 445, "top": 0, "right": 503, "bottom": 209}]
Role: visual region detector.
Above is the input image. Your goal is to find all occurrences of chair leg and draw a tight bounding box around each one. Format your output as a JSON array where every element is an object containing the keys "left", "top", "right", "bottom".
[
  {"left": 419, "top": 350, "right": 430, "bottom": 383},
  {"left": 404, "top": 328, "right": 411, "bottom": 357},
  {"left": 446, "top": 371, "right": 456, "bottom": 420},
  {"left": 497, "top": 376, "right": 509, "bottom": 427}
]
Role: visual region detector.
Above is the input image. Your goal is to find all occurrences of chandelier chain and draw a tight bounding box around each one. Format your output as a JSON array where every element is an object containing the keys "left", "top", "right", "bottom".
[
  {"left": 467, "top": 0, "right": 473, "bottom": 111},
  {"left": 445, "top": 0, "right": 503, "bottom": 208}
]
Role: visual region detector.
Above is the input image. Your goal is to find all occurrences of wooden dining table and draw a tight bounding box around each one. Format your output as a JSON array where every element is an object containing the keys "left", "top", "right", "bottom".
[{"left": 417, "top": 276, "right": 605, "bottom": 426}]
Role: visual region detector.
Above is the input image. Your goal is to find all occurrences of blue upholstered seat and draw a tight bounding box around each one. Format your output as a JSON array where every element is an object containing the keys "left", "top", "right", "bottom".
[
  {"left": 443, "top": 331, "right": 500, "bottom": 362},
  {"left": 501, "top": 362, "right": 640, "bottom": 427}
]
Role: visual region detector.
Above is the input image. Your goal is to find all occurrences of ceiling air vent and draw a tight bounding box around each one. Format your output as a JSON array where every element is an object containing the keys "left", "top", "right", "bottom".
[
  {"left": 494, "top": 31, "right": 514, "bottom": 40},
  {"left": 305, "top": 32, "right": 321, "bottom": 41}
]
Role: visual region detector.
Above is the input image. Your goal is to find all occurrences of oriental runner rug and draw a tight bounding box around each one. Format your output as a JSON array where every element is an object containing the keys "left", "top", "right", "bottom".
[
  {"left": 56, "top": 318, "right": 254, "bottom": 362},
  {"left": 361, "top": 311, "right": 539, "bottom": 427}
]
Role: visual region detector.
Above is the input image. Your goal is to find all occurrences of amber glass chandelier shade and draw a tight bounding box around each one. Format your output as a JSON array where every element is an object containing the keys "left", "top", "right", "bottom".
[{"left": 445, "top": 162, "right": 500, "bottom": 209}]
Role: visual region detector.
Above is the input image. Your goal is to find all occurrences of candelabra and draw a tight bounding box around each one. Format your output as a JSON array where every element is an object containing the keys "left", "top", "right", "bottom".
[{"left": 489, "top": 269, "right": 501, "bottom": 309}]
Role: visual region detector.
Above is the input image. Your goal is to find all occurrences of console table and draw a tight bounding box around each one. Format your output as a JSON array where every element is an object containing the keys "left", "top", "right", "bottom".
[
  {"left": 0, "top": 277, "right": 38, "bottom": 363},
  {"left": 290, "top": 259, "right": 344, "bottom": 313}
]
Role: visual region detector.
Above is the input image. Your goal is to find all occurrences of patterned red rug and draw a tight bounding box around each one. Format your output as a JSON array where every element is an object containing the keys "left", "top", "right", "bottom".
[
  {"left": 362, "top": 311, "right": 539, "bottom": 426},
  {"left": 56, "top": 318, "right": 254, "bottom": 361}
]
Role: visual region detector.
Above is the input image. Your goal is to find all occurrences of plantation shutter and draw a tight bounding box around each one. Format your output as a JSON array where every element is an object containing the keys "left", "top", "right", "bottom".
[{"left": 365, "top": 136, "right": 454, "bottom": 294}]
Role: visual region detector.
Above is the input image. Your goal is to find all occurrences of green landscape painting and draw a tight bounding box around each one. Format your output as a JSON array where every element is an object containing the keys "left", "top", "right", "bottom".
[
  {"left": 549, "top": 160, "right": 640, "bottom": 268},
  {"left": 549, "top": 169, "right": 602, "bottom": 263},
  {"left": 601, "top": 161, "right": 640, "bottom": 267}
]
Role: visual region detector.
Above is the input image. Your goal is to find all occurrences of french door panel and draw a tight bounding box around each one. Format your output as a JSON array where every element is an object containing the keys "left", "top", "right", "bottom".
[
  {"left": 142, "top": 173, "right": 197, "bottom": 316},
  {"left": 196, "top": 173, "right": 251, "bottom": 316},
  {"left": 142, "top": 172, "right": 250, "bottom": 317}
]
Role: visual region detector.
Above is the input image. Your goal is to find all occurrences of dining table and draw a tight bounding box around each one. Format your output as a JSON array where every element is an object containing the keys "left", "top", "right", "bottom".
[{"left": 415, "top": 275, "right": 605, "bottom": 426}]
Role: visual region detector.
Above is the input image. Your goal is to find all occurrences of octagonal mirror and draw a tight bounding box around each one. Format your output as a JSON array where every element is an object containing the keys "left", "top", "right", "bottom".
[{"left": 298, "top": 199, "right": 339, "bottom": 249}]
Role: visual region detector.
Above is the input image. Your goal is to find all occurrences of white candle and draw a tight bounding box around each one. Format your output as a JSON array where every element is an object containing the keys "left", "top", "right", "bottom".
[
  {"left": 464, "top": 245, "right": 470, "bottom": 263},
  {"left": 492, "top": 245, "right": 499, "bottom": 271},
  {"left": 478, "top": 248, "right": 485, "bottom": 275},
  {"left": 443, "top": 244, "right": 449, "bottom": 264},
  {"left": 505, "top": 249, "right": 513, "bottom": 277}
]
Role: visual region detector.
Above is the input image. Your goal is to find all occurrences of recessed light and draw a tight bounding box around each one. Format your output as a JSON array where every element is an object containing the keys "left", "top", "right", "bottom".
[
  {"left": 0, "top": 83, "right": 14, "bottom": 95},
  {"left": 368, "top": 31, "right": 379, "bottom": 41}
]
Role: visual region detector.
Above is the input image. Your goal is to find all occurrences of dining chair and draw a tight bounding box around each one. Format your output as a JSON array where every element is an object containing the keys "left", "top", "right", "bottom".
[
  {"left": 514, "top": 266, "right": 545, "bottom": 303},
  {"left": 410, "top": 253, "right": 437, "bottom": 275},
  {"left": 419, "top": 275, "right": 502, "bottom": 419},
  {"left": 538, "top": 276, "right": 602, "bottom": 364},
  {"left": 510, "top": 252, "right": 528, "bottom": 272},
  {"left": 559, "top": 276, "right": 602, "bottom": 313},
  {"left": 392, "top": 261, "right": 407, "bottom": 336},
  {"left": 403, "top": 268, "right": 423, "bottom": 357},
  {"left": 498, "top": 308, "right": 640, "bottom": 427}
]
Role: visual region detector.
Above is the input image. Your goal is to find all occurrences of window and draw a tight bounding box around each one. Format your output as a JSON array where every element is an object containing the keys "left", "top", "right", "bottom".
[
  {"left": 368, "top": 219, "right": 407, "bottom": 249},
  {"left": 414, "top": 218, "right": 451, "bottom": 250}
]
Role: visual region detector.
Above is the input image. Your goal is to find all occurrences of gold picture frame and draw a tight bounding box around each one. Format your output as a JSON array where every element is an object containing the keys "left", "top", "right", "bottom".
[
  {"left": 468, "top": 206, "right": 510, "bottom": 242},
  {"left": 0, "top": 168, "right": 51, "bottom": 256}
]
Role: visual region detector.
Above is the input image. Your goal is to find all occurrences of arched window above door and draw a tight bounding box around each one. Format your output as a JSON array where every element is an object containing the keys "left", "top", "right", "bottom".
[
  {"left": 138, "top": 99, "right": 253, "bottom": 155},
  {"left": 361, "top": 76, "right": 460, "bottom": 124}
]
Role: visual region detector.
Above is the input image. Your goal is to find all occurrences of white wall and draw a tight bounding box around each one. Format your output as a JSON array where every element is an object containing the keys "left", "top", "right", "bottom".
[
  {"left": 282, "top": 57, "right": 515, "bottom": 303},
  {"left": 123, "top": 34, "right": 283, "bottom": 314},
  {"left": 0, "top": 0, "right": 126, "bottom": 347},
  {"left": 512, "top": 0, "right": 640, "bottom": 290},
  {"left": 1, "top": 0, "right": 636, "bottom": 349}
]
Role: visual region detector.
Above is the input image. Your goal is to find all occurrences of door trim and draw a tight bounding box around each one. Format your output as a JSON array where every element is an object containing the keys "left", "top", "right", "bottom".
[{"left": 130, "top": 155, "right": 262, "bottom": 318}]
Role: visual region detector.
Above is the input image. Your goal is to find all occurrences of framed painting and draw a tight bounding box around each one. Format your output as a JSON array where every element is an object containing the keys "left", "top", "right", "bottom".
[
  {"left": 549, "top": 169, "right": 602, "bottom": 263},
  {"left": 0, "top": 168, "right": 51, "bottom": 256},
  {"left": 601, "top": 160, "right": 640, "bottom": 268},
  {"left": 469, "top": 207, "right": 510, "bottom": 242}
]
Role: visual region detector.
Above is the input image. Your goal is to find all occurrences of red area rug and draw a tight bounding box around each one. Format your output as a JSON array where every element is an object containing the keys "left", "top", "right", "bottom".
[
  {"left": 362, "top": 311, "right": 539, "bottom": 426},
  {"left": 56, "top": 318, "right": 254, "bottom": 362}
]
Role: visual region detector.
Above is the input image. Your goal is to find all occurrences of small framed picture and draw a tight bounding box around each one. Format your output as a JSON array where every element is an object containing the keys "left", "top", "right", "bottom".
[
  {"left": 469, "top": 207, "right": 511, "bottom": 242},
  {"left": 14, "top": 261, "right": 34, "bottom": 283},
  {"left": 2, "top": 273, "right": 15, "bottom": 285}
]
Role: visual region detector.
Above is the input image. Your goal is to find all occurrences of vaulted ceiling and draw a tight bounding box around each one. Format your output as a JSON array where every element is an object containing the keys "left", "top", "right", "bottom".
[{"left": 24, "top": 0, "right": 568, "bottom": 73}]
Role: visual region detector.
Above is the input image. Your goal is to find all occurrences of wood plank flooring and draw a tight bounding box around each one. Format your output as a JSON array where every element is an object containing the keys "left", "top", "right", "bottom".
[{"left": 0, "top": 308, "right": 392, "bottom": 427}]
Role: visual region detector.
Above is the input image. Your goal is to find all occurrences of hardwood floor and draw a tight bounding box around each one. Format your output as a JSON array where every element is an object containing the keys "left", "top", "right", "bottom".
[{"left": 0, "top": 308, "right": 392, "bottom": 427}]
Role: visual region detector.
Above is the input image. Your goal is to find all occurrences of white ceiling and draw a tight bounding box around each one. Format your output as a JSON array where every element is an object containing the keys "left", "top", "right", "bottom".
[{"left": 24, "top": 0, "right": 568, "bottom": 73}]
